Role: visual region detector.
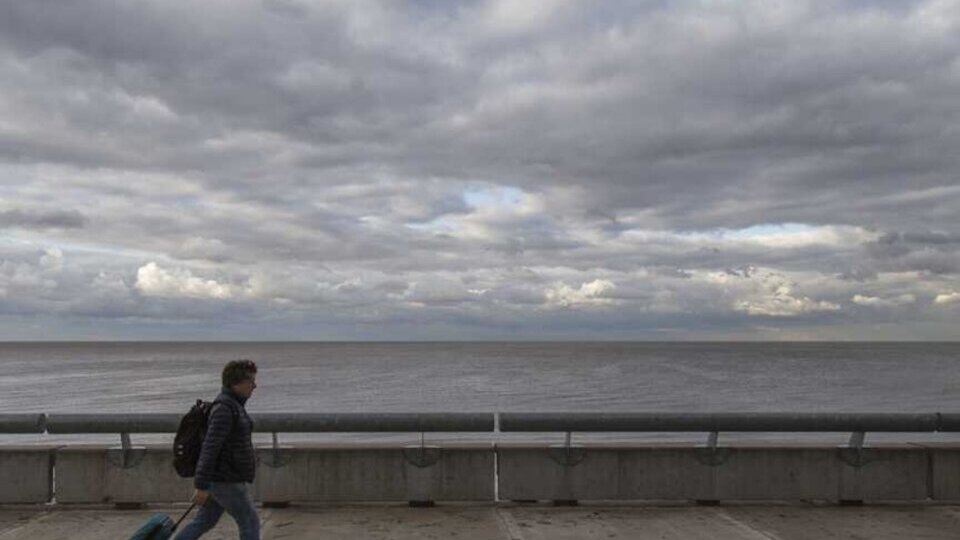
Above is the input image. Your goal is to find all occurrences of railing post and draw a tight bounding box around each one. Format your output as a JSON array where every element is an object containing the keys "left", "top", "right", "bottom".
[
  {"left": 840, "top": 430, "right": 870, "bottom": 468},
  {"left": 696, "top": 430, "right": 729, "bottom": 467},
  {"left": 260, "top": 431, "right": 292, "bottom": 469},
  {"left": 548, "top": 430, "right": 585, "bottom": 468}
]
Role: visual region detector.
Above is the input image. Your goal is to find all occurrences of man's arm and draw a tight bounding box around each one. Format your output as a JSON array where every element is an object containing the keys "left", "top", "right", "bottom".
[{"left": 194, "top": 402, "right": 233, "bottom": 490}]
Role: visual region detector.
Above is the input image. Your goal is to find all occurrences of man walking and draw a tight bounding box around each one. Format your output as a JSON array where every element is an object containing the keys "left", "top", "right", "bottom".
[{"left": 175, "top": 359, "right": 260, "bottom": 540}]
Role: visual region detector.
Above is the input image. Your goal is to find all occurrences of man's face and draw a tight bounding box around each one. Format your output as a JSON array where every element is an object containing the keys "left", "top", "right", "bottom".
[{"left": 233, "top": 374, "right": 257, "bottom": 398}]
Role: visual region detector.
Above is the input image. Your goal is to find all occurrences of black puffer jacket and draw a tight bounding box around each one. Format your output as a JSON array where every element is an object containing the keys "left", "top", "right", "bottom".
[{"left": 194, "top": 387, "right": 256, "bottom": 489}]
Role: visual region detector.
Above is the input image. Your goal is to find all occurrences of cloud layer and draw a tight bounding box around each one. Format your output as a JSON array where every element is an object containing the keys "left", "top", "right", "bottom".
[{"left": 0, "top": 0, "right": 958, "bottom": 339}]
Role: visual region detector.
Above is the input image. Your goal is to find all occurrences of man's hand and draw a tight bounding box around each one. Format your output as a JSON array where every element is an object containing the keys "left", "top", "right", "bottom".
[{"left": 191, "top": 489, "right": 210, "bottom": 506}]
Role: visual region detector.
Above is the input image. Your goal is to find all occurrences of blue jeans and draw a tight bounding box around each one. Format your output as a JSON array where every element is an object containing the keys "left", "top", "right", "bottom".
[{"left": 173, "top": 482, "right": 260, "bottom": 540}]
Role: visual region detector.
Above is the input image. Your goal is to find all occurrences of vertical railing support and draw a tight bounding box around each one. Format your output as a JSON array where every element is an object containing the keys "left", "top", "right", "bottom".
[
  {"left": 107, "top": 430, "right": 145, "bottom": 470},
  {"left": 548, "top": 430, "right": 585, "bottom": 467},
  {"left": 840, "top": 430, "right": 870, "bottom": 467},
  {"left": 696, "top": 430, "right": 729, "bottom": 466}
]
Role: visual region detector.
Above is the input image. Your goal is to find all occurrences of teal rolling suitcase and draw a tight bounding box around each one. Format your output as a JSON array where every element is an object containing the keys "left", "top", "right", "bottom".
[{"left": 127, "top": 503, "right": 196, "bottom": 540}]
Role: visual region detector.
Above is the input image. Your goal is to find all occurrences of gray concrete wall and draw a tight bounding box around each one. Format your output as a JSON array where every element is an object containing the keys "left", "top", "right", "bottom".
[
  {"left": 55, "top": 445, "right": 194, "bottom": 504},
  {"left": 497, "top": 443, "right": 957, "bottom": 503},
  {"left": 51, "top": 443, "right": 494, "bottom": 504},
  {"left": 837, "top": 446, "right": 930, "bottom": 502},
  {"left": 254, "top": 443, "right": 494, "bottom": 503},
  {"left": 3, "top": 442, "right": 959, "bottom": 504},
  {"left": 0, "top": 447, "right": 53, "bottom": 503},
  {"left": 926, "top": 444, "right": 960, "bottom": 500}
]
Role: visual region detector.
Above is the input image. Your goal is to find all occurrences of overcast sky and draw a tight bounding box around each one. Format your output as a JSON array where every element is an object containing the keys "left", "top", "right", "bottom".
[{"left": 0, "top": 0, "right": 958, "bottom": 340}]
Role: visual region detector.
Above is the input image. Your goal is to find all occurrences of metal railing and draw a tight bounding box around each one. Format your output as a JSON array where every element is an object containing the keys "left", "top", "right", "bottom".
[
  {"left": 497, "top": 412, "right": 943, "bottom": 432},
  {"left": 4, "top": 413, "right": 496, "bottom": 468},
  {"left": 3, "top": 412, "right": 959, "bottom": 467},
  {"left": 5, "top": 412, "right": 960, "bottom": 436},
  {"left": 38, "top": 412, "right": 493, "bottom": 434},
  {"left": 0, "top": 414, "right": 45, "bottom": 433},
  {"left": 497, "top": 412, "right": 953, "bottom": 465}
]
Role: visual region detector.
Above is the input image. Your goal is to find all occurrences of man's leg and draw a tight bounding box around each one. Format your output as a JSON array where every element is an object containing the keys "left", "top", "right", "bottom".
[
  {"left": 172, "top": 496, "right": 225, "bottom": 540},
  {"left": 207, "top": 482, "right": 260, "bottom": 540}
]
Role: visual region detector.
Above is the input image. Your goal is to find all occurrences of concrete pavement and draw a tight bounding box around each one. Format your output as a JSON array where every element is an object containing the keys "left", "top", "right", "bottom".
[{"left": 1, "top": 503, "right": 959, "bottom": 539}]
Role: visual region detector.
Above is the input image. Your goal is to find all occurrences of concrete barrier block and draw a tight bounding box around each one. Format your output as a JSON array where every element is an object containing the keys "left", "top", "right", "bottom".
[
  {"left": 253, "top": 446, "right": 311, "bottom": 502},
  {"left": 54, "top": 447, "right": 108, "bottom": 503},
  {"left": 500, "top": 444, "right": 938, "bottom": 503},
  {"left": 0, "top": 447, "right": 54, "bottom": 503},
  {"left": 717, "top": 447, "right": 839, "bottom": 501},
  {"left": 253, "top": 444, "right": 494, "bottom": 502},
  {"left": 308, "top": 448, "right": 406, "bottom": 501},
  {"left": 404, "top": 445, "right": 494, "bottom": 502},
  {"left": 617, "top": 447, "right": 716, "bottom": 501},
  {"left": 497, "top": 444, "right": 620, "bottom": 501},
  {"left": 838, "top": 446, "right": 929, "bottom": 502},
  {"left": 55, "top": 446, "right": 193, "bottom": 504},
  {"left": 924, "top": 444, "right": 960, "bottom": 501}
]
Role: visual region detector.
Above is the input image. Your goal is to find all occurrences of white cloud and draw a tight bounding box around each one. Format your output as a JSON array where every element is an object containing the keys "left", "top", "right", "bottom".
[
  {"left": 852, "top": 293, "right": 916, "bottom": 307},
  {"left": 135, "top": 262, "right": 235, "bottom": 300},
  {"left": 545, "top": 278, "right": 615, "bottom": 308},
  {"left": 736, "top": 291, "right": 841, "bottom": 317},
  {"left": 39, "top": 246, "right": 63, "bottom": 271},
  {"left": 622, "top": 224, "right": 877, "bottom": 250},
  {"left": 721, "top": 269, "right": 841, "bottom": 317},
  {"left": 719, "top": 224, "right": 878, "bottom": 248},
  {"left": 934, "top": 291, "right": 960, "bottom": 305},
  {"left": 478, "top": 0, "right": 572, "bottom": 34}
]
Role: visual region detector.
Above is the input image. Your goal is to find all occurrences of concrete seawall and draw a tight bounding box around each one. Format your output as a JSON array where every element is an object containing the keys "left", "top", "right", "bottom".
[{"left": 3, "top": 442, "right": 960, "bottom": 505}]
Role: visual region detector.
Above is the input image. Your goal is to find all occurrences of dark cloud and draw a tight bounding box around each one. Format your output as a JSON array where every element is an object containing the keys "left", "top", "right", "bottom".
[
  {"left": 862, "top": 230, "right": 960, "bottom": 275},
  {"left": 0, "top": 0, "right": 957, "bottom": 338},
  {"left": 837, "top": 267, "right": 879, "bottom": 283},
  {"left": 0, "top": 208, "right": 87, "bottom": 229}
]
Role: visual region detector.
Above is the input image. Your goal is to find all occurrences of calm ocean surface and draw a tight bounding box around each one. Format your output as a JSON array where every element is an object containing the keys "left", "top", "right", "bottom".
[{"left": 2, "top": 341, "right": 959, "bottom": 445}]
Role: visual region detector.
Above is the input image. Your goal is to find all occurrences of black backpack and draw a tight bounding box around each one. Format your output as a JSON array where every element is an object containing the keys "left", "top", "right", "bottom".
[{"left": 173, "top": 399, "right": 216, "bottom": 478}]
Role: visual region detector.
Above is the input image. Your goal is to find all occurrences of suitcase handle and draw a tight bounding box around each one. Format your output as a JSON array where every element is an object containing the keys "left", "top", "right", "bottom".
[{"left": 171, "top": 503, "right": 197, "bottom": 532}]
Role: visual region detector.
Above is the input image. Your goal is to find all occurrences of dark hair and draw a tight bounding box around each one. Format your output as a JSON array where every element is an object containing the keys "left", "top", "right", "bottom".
[{"left": 222, "top": 359, "right": 258, "bottom": 388}]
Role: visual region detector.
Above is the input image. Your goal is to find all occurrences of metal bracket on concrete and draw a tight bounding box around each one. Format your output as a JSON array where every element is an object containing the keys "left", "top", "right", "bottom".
[
  {"left": 259, "top": 432, "right": 293, "bottom": 468},
  {"left": 849, "top": 430, "right": 865, "bottom": 449},
  {"left": 695, "top": 430, "right": 730, "bottom": 466},
  {"left": 106, "top": 432, "right": 146, "bottom": 469},
  {"left": 839, "top": 430, "right": 873, "bottom": 467},
  {"left": 548, "top": 431, "right": 586, "bottom": 467},
  {"left": 404, "top": 431, "right": 441, "bottom": 468}
]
